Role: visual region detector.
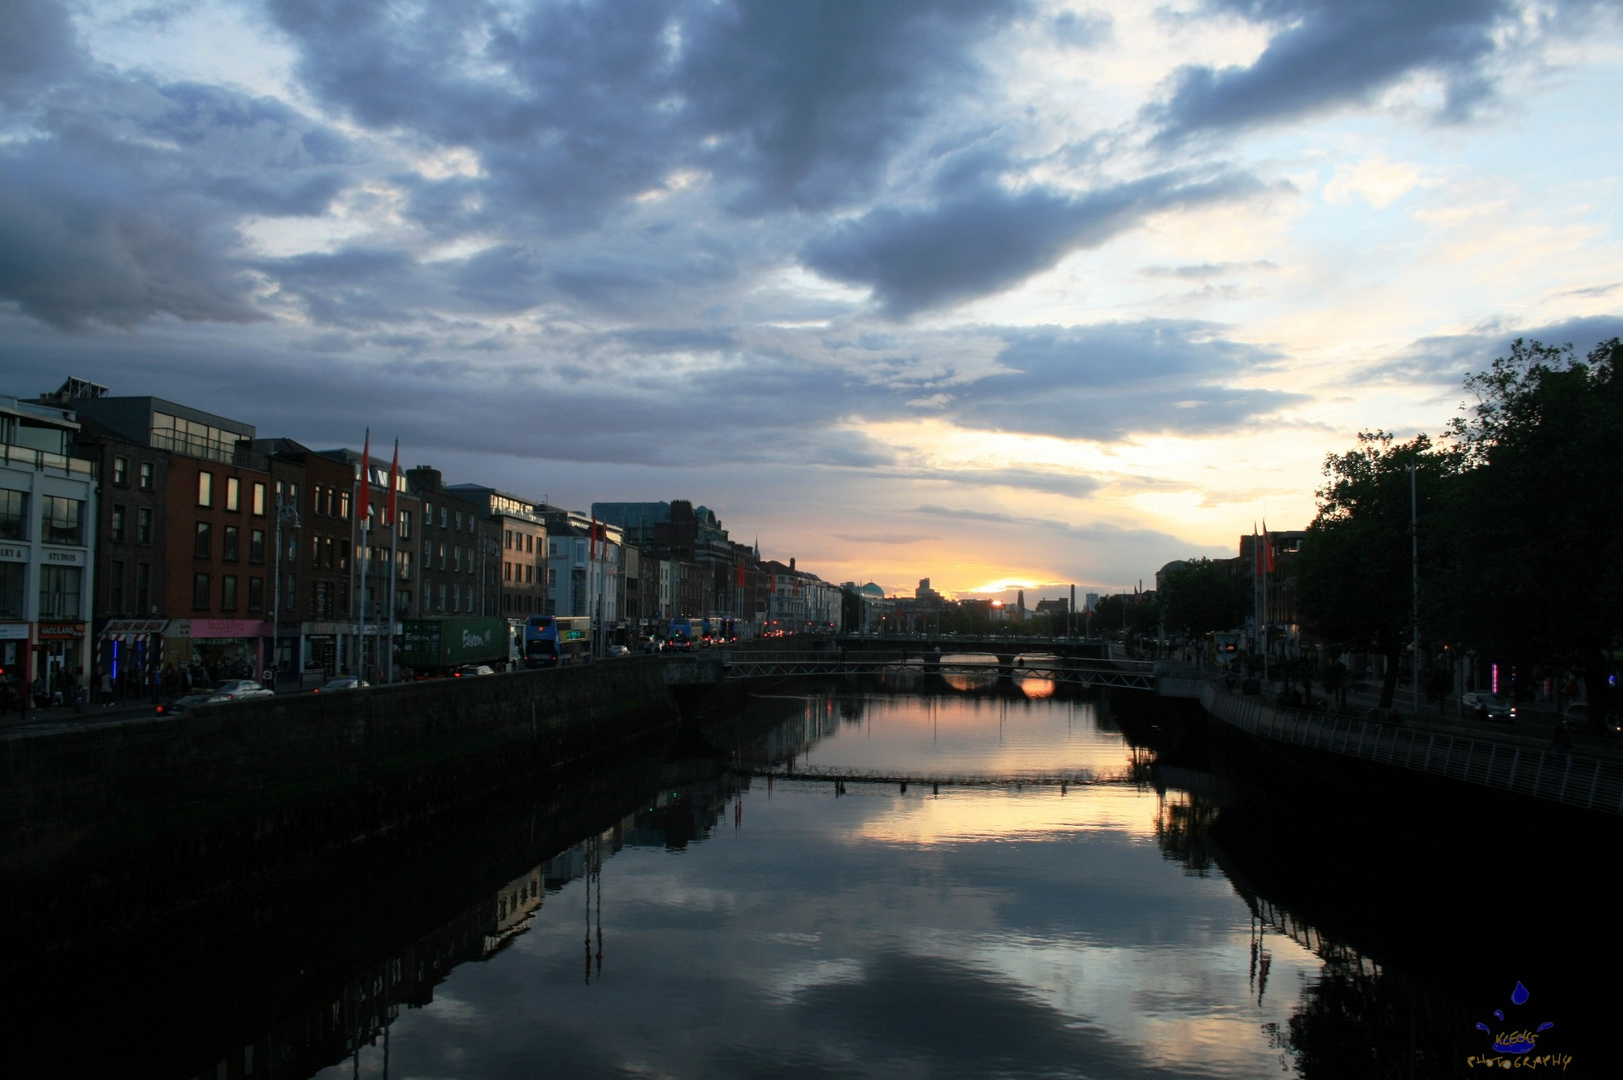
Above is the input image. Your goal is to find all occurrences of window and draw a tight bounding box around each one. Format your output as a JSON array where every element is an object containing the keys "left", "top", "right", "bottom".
[
  {"left": 226, "top": 476, "right": 240, "bottom": 512},
  {"left": 439, "top": 506, "right": 447, "bottom": 528},
  {"left": 323, "top": 535, "right": 334, "bottom": 569},
  {"left": 284, "top": 574, "right": 296, "bottom": 612},
  {"left": 505, "top": 529, "right": 513, "bottom": 549},
  {"left": 0, "top": 490, "right": 28, "bottom": 541},
  {"left": 285, "top": 530, "right": 297, "bottom": 561},
  {"left": 113, "top": 456, "right": 128, "bottom": 485},
  {"left": 194, "top": 521, "right": 212, "bottom": 559},
  {"left": 198, "top": 472, "right": 213, "bottom": 508},
  {"left": 223, "top": 525, "right": 240, "bottom": 562},
  {"left": 111, "top": 504, "right": 127, "bottom": 543},
  {"left": 424, "top": 502, "right": 433, "bottom": 526},
  {"left": 249, "top": 529, "right": 265, "bottom": 563},
  {"left": 312, "top": 580, "right": 333, "bottom": 620},
  {"left": 525, "top": 534, "right": 533, "bottom": 553},
  {"left": 548, "top": 567, "right": 556, "bottom": 588},
  {"left": 252, "top": 482, "right": 266, "bottom": 515},
  {"left": 109, "top": 560, "right": 125, "bottom": 617},
  {"left": 221, "top": 575, "right": 238, "bottom": 612},
  {"left": 136, "top": 563, "right": 151, "bottom": 615},
  {"left": 0, "top": 562, "right": 24, "bottom": 619},
  {"left": 339, "top": 490, "right": 350, "bottom": 520},
  {"left": 438, "top": 583, "right": 446, "bottom": 612},
  {"left": 453, "top": 545, "right": 461, "bottom": 573},
  {"left": 137, "top": 507, "right": 153, "bottom": 545},
  {"left": 248, "top": 576, "right": 264, "bottom": 613},
  {"left": 138, "top": 461, "right": 154, "bottom": 490},
  {"left": 42, "top": 497, "right": 83, "bottom": 545},
  {"left": 338, "top": 538, "right": 349, "bottom": 571},
  {"left": 525, "top": 564, "right": 533, "bottom": 584},
  {"left": 312, "top": 535, "right": 322, "bottom": 565},
  {"left": 504, "top": 560, "right": 512, "bottom": 582},
  {"left": 438, "top": 542, "right": 446, "bottom": 570},
  {"left": 455, "top": 511, "right": 463, "bottom": 532},
  {"left": 398, "top": 550, "right": 412, "bottom": 581},
  {"left": 39, "top": 565, "right": 82, "bottom": 618},
  {"left": 289, "top": 483, "right": 299, "bottom": 507},
  {"left": 193, "top": 573, "right": 210, "bottom": 611},
  {"left": 398, "top": 509, "right": 411, "bottom": 540}
]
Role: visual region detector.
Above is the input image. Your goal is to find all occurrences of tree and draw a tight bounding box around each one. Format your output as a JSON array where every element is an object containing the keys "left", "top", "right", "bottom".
[
  {"left": 1158, "top": 558, "right": 1249, "bottom": 641},
  {"left": 1295, "top": 432, "right": 1459, "bottom": 709},
  {"left": 1446, "top": 338, "right": 1623, "bottom": 730}
]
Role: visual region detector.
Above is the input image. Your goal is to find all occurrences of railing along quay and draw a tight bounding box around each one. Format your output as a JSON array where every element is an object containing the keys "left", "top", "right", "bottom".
[{"left": 1199, "top": 682, "right": 1623, "bottom": 816}]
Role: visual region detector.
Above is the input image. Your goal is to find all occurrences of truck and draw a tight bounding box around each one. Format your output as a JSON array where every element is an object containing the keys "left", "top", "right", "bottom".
[{"left": 399, "top": 617, "right": 511, "bottom": 675}]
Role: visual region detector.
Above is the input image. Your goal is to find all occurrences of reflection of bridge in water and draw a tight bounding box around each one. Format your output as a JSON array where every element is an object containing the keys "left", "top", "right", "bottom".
[{"left": 732, "top": 754, "right": 1154, "bottom": 793}]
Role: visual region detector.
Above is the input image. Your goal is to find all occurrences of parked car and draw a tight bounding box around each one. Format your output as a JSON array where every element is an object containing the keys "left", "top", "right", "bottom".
[
  {"left": 1462, "top": 690, "right": 1516, "bottom": 722},
  {"left": 606, "top": 644, "right": 630, "bottom": 658},
  {"left": 314, "top": 676, "right": 370, "bottom": 693},
  {"left": 453, "top": 664, "right": 497, "bottom": 677}
]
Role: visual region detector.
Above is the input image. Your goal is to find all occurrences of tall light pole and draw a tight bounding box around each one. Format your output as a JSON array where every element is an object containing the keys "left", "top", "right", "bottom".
[{"left": 271, "top": 491, "right": 300, "bottom": 689}]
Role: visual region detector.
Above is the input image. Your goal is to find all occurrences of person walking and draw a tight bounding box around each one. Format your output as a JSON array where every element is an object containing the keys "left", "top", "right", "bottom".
[{"left": 99, "top": 669, "right": 113, "bottom": 707}]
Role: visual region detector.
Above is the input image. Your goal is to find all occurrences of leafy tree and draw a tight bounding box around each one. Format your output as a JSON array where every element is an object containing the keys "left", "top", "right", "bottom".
[
  {"left": 1158, "top": 557, "right": 1250, "bottom": 640},
  {"left": 1446, "top": 338, "right": 1623, "bottom": 730},
  {"left": 1295, "top": 432, "right": 1459, "bottom": 708}
]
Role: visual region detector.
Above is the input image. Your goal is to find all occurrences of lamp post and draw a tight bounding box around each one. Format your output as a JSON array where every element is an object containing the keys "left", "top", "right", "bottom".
[{"left": 271, "top": 491, "right": 301, "bottom": 690}]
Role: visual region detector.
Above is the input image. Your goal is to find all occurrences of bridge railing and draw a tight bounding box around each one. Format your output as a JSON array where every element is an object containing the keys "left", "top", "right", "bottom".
[{"left": 1200, "top": 682, "right": 1623, "bottom": 816}]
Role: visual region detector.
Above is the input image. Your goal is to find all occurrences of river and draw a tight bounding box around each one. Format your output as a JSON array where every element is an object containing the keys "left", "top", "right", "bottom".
[{"left": 12, "top": 672, "right": 1610, "bottom": 1078}]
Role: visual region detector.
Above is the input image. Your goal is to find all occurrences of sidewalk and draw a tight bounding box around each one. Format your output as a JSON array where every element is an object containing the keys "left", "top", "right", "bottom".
[{"left": 0, "top": 698, "right": 165, "bottom": 735}]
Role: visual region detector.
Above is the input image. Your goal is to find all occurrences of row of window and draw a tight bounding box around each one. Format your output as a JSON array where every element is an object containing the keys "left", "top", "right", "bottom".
[
  {"left": 190, "top": 573, "right": 267, "bottom": 613},
  {"left": 0, "top": 562, "right": 82, "bottom": 620},
  {"left": 193, "top": 522, "right": 268, "bottom": 563},
  {"left": 503, "top": 560, "right": 548, "bottom": 585},
  {"left": 103, "top": 560, "right": 153, "bottom": 618},
  {"left": 196, "top": 472, "right": 269, "bottom": 515},
  {"left": 422, "top": 541, "right": 481, "bottom": 574},
  {"left": 110, "top": 457, "right": 156, "bottom": 490},
  {"left": 425, "top": 503, "right": 477, "bottom": 535},
  {"left": 0, "top": 491, "right": 86, "bottom": 546}
]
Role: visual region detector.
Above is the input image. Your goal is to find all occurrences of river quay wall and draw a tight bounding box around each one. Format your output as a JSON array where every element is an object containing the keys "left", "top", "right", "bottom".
[{"left": 1, "top": 657, "right": 679, "bottom": 876}]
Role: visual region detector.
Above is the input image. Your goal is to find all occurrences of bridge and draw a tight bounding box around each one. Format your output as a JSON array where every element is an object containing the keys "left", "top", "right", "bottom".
[{"left": 665, "top": 648, "right": 1162, "bottom": 691}]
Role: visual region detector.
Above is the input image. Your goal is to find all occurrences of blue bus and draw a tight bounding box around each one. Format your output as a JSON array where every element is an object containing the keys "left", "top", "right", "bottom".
[
  {"left": 666, "top": 616, "right": 737, "bottom": 649},
  {"left": 524, "top": 615, "right": 591, "bottom": 667}
]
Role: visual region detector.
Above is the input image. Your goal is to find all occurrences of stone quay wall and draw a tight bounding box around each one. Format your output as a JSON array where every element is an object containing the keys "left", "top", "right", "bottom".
[{"left": 1, "top": 657, "right": 678, "bottom": 872}]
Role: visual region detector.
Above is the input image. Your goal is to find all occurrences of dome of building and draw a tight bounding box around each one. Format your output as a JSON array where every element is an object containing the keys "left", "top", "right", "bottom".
[{"left": 859, "top": 582, "right": 886, "bottom": 598}]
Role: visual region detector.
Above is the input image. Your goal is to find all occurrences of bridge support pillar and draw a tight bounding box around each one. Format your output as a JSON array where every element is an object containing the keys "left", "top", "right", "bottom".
[{"left": 997, "top": 653, "right": 1017, "bottom": 680}]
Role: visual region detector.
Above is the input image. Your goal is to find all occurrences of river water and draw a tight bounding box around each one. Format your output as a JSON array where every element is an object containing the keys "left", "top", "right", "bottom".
[
  {"left": 288, "top": 673, "right": 1583, "bottom": 1080},
  {"left": 15, "top": 673, "right": 1604, "bottom": 1078}
]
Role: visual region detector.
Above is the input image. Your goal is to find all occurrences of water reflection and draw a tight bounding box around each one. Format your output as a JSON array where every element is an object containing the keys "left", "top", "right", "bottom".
[{"left": 9, "top": 683, "right": 1611, "bottom": 1079}]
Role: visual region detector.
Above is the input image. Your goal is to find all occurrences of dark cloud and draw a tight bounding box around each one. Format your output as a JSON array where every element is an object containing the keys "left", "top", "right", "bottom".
[
  {"left": 1371, "top": 314, "right": 1623, "bottom": 387},
  {"left": 1146, "top": 0, "right": 1544, "bottom": 142},
  {"left": 802, "top": 170, "right": 1271, "bottom": 315},
  {"left": 936, "top": 321, "right": 1301, "bottom": 440},
  {"left": 0, "top": 0, "right": 77, "bottom": 108}
]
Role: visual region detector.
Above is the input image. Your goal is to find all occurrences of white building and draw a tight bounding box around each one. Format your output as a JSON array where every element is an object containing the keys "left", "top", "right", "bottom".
[{"left": 1, "top": 396, "right": 97, "bottom": 702}]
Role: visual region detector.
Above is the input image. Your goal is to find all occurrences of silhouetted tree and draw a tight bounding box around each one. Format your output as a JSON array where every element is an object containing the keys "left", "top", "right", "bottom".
[
  {"left": 1445, "top": 337, "right": 1623, "bottom": 731},
  {"left": 1295, "top": 432, "right": 1459, "bottom": 709}
]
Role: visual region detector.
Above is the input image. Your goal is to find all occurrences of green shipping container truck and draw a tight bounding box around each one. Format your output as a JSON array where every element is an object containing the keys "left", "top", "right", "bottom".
[{"left": 400, "top": 617, "right": 510, "bottom": 672}]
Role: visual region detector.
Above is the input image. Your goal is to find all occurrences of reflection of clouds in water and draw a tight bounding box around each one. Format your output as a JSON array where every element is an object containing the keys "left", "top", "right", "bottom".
[
  {"left": 761, "top": 957, "right": 868, "bottom": 1003},
  {"left": 851, "top": 786, "right": 1158, "bottom": 845}
]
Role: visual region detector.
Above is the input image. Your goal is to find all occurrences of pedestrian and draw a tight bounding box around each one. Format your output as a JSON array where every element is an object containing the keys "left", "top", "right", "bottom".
[{"left": 100, "top": 669, "right": 113, "bottom": 707}]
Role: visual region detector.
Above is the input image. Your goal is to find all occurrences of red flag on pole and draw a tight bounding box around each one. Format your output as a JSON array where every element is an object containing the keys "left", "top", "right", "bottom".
[
  {"left": 1253, "top": 523, "right": 1262, "bottom": 576},
  {"left": 1262, "top": 520, "right": 1277, "bottom": 574},
  {"left": 735, "top": 563, "right": 745, "bottom": 588},
  {"left": 385, "top": 439, "right": 399, "bottom": 527},
  {"left": 356, "top": 429, "right": 371, "bottom": 523}
]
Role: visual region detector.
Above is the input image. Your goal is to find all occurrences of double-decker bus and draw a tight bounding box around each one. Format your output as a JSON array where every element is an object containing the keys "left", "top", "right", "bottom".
[
  {"left": 666, "top": 616, "right": 709, "bottom": 650},
  {"left": 523, "top": 615, "right": 591, "bottom": 667}
]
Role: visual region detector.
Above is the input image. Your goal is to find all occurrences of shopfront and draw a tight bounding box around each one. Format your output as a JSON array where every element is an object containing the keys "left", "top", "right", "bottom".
[
  {"left": 164, "top": 618, "right": 272, "bottom": 682},
  {"left": 98, "top": 618, "right": 168, "bottom": 701},
  {"left": 36, "top": 620, "right": 88, "bottom": 702},
  {"left": 1, "top": 622, "right": 29, "bottom": 708}
]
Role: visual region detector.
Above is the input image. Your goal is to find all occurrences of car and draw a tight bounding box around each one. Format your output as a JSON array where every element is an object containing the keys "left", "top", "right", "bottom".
[
  {"left": 606, "top": 644, "right": 630, "bottom": 657},
  {"left": 155, "top": 690, "right": 232, "bottom": 716},
  {"left": 1462, "top": 690, "right": 1516, "bottom": 722},
  {"left": 212, "top": 679, "right": 275, "bottom": 701},
  {"left": 314, "top": 675, "right": 370, "bottom": 693},
  {"left": 453, "top": 664, "right": 497, "bottom": 677},
  {"left": 1563, "top": 702, "right": 1589, "bottom": 726}
]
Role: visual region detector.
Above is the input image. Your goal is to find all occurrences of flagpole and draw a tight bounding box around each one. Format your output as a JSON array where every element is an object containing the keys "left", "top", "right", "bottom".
[
  {"left": 385, "top": 440, "right": 400, "bottom": 684},
  {"left": 356, "top": 429, "right": 372, "bottom": 683}
]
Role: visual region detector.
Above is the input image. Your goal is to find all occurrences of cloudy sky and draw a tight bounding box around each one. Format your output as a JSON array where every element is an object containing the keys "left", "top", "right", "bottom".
[{"left": 4, "top": 0, "right": 1621, "bottom": 600}]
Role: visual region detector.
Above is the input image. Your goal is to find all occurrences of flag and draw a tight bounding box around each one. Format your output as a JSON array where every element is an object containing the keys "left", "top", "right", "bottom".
[
  {"left": 385, "top": 439, "right": 399, "bottom": 527},
  {"left": 589, "top": 518, "right": 597, "bottom": 561},
  {"left": 735, "top": 563, "right": 745, "bottom": 588},
  {"left": 356, "top": 429, "right": 371, "bottom": 524},
  {"left": 1253, "top": 523, "right": 1262, "bottom": 576},
  {"left": 1262, "top": 520, "right": 1277, "bottom": 574}
]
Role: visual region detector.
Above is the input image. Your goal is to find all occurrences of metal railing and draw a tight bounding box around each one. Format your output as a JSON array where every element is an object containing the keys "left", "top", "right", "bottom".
[
  {"left": 1200, "top": 682, "right": 1623, "bottom": 816},
  {"left": 0, "top": 442, "right": 96, "bottom": 478},
  {"left": 716, "top": 649, "right": 1160, "bottom": 690}
]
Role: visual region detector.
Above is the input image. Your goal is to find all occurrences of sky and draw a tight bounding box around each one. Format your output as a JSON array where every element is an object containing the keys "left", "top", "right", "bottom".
[{"left": 3, "top": 0, "right": 1621, "bottom": 602}]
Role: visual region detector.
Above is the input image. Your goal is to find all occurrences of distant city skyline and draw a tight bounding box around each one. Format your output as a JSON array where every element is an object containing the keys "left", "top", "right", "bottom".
[{"left": 4, "top": 0, "right": 1620, "bottom": 602}]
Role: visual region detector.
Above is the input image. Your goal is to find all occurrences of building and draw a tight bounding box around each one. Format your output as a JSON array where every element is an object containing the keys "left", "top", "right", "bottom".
[
  {"left": 409, "top": 468, "right": 504, "bottom": 621},
  {"left": 1, "top": 393, "right": 98, "bottom": 702},
  {"left": 445, "top": 484, "right": 548, "bottom": 618},
  {"left": 539, "top": 509, "right": 623, "bottom": 638},
  {"left": 71, "top": 393, "right": 275, "bottom": 680}
]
